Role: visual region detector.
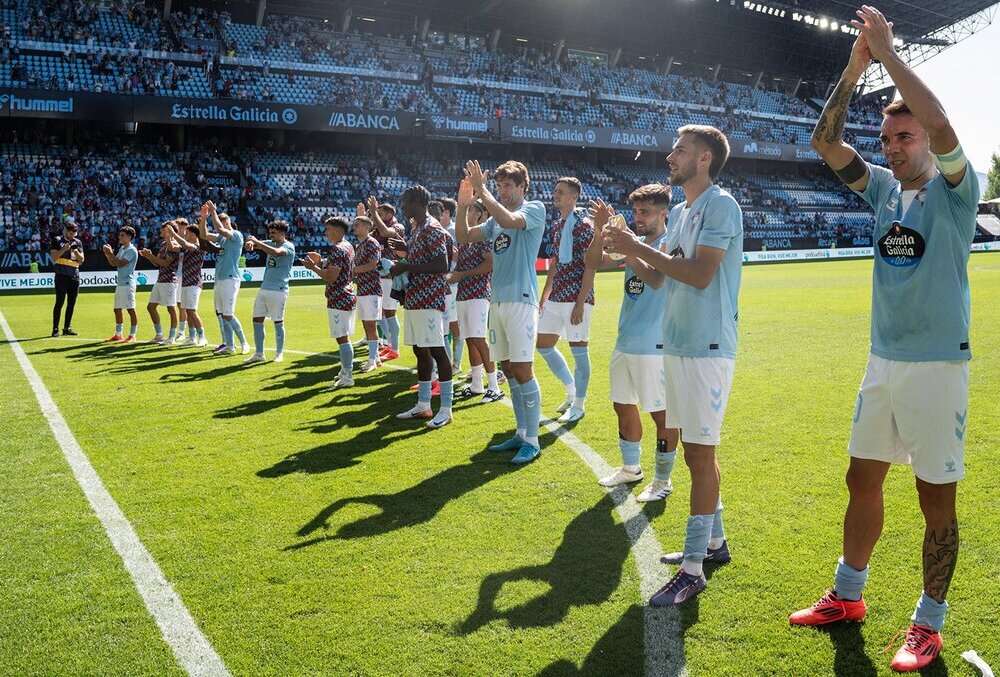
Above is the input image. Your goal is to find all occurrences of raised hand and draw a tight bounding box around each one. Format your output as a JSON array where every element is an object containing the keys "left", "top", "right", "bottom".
[
  {"left": 367, "top": 195, "right": 379, "bottom": 215},
  {"left": 464, "top": 160, "right": 488, "bottom": 195},
  {"left": 356, "top": 202, "right": 366, "bottom": 217},
  {"left": 846, "top": 33, "right": 873, "bottom": 77},
  {"left": 851, "top": 6, "right": 896, "bottom": 63},
  {"left": 457, "top": 177, "right": 475, "bottom": 208}
]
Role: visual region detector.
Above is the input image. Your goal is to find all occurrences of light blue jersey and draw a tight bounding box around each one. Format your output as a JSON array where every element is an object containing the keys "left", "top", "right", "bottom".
[
  {"left": 616, "top": 231, "right": 669, "bottom": 355},
  {"left": 661, "top": 185, "right": 743, "bottom": 359},
  {"left": 260, "top": 240, "right": 296, "bottom": 292},
  {"left": 480, "top": 200, "right": 546, "bottom": 306},
  {"left": 215, "top": 229, "right": 245, "bottom": 281},
  {"left": 116, "top": 244, "right": 137, "bottom": 286},
  {"left": 858, "top": 162, "right": 978, "bottom": 361}
]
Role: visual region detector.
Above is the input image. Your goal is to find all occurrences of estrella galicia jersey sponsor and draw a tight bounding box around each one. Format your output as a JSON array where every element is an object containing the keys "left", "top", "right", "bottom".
[
  {"left": 857, "top": 162, "right": 978, "bottom": 361},
  {"left": 616, "top": 231, "right": 669, "bottom": 355},
  {"left": 480, "top": 200, "right": 546, "bottom": 306}
]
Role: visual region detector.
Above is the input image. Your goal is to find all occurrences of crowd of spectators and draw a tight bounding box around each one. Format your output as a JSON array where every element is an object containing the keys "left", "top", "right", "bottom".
[
  {"left": 0, "top": 0, "right": 888, "bottom": 145},
  {"left": 1, "top": 131, "right": 240, "bottom": 252},
  {"left": 1, "top": 126, "right": 888, "bottom": 256},
  {"left": 5, "top": 0, "right": 172, "bottom": 51}
]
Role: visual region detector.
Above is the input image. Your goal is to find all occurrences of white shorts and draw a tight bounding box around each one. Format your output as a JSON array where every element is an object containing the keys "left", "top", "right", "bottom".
[
  {"left": 537, "top": 301, "right": 594, "bottom": 342},
  {"left": 327, "top": 307, "right": 356, "bottom": 339},
  {"left": 446, "top": 285, "right": 459, "bottom": 324},
  {"left": 114, "top": 284, "right": 136, "bottom": 310},
  {"left": 610, "top": 350, "right": 667, "bottom": 412},
  {"left": 457, "top": 298, "right": 490, "bottom": 339},
  {"left": 848, "top": 354, "right": 969, "bottom": 484},
  {"left": 180, "top": 285, "right": 202, "bottom": 311},
  {"left": 489, "top": 301, "right": 538, "bottom": 363},
  {"left": 253, "top": 289, "right": 289, "bottom": 321},
  {"left": 149, "top": 282, "right": 177, "bottom": 307},
  {"left": 664, "top": 354, "right": 735, "bottom": 446},
  {"left": 404, "top": 308, "right": 446, "bottom": 347},
  {"left": 357, "top": 295, "right": 382, "bottom": 322},
  {"left": 380, "top": 277, "right": 398, "bottom": 312},
  {"left": 214, "top": 278, "right": 241, "bottom": 316}
]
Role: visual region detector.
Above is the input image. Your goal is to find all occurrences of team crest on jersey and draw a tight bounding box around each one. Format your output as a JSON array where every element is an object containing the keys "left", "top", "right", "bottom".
[
  {"left": 669, "top": 245, "right": 685, "bottom": 259},
  {"left": 625, "top": 275, "right": 645, "bottom": 300},
  {"left": 878, "top": 221, "right": 925, "bottom": 267},
  {"left": 494, "top": 232, "right": 511, "bottom": 254}
]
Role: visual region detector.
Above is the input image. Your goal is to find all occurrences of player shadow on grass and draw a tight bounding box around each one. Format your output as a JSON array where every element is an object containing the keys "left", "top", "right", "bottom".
[
  {"left": 535, "top": 604, "right": 645, "bottom": 676},
  {"left": 457, "top": 494, "right": 632, "bottom": 633},
  {"left": 258, "top": 407, "right": 435, "bottom": 477},
  {"left": 218, "top": 368, "right": 411, "bottom": 419},
  {"left": 29, "top": 340, "right": 151, "bottom": 360},
  {"left": 283, "top": 447, "right": 520, "bottom": 549},
  {"left": 813, "top": 622, "right": 881, "bottom": 677}
]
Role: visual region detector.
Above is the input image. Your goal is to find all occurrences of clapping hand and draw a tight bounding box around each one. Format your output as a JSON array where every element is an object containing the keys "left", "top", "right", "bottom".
[
  {"left": 850, "top": 6, "right": 896, "bottom": 63},
  {"left": 587, "top": 198, "right": 615, "bottom": 232}
]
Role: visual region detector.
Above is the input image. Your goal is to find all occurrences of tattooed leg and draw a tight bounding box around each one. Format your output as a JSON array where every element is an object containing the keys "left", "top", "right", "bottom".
[{"left": 916, "top": 478, "right": 959, "bottom": 603}]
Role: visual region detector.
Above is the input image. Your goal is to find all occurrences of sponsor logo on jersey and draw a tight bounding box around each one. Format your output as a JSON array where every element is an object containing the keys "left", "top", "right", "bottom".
[
  {"left": 494, "top": 232, "right": 511, "bottom": 254},
  {"left": 877, "top": 222, "right": 924, "bottom": 267},
  {"left": 625, "top": 275, "right": 645, "bottom": 300}
]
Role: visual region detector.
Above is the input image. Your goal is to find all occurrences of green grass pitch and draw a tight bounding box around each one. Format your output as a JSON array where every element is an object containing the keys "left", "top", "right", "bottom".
[{"left": 1, "top": 256, "right": 999, "bottom": 676}]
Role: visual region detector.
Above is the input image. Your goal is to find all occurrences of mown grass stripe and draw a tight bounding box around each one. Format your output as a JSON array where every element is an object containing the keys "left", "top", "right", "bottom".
[{"left": 0, "top": 311, "right": 231, "bottom": 677}]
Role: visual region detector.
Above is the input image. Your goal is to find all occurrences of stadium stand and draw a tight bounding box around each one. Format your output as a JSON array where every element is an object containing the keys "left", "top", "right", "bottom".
[
  {"left": 0, "top": 1, "right": 886, "bottom": 152},
  {"left": 3, "top": 1, "right": 992, "bottom": 259}
]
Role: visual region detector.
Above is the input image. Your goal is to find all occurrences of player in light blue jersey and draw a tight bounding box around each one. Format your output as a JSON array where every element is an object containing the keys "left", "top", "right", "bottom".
[
  {"left": 605, "top": 126, "right": 742, "bottom": 607},
  {"left": 198, "top": 201, "right": 249, "bottom": 355},
  {"left": 244, "top": 220, "right": 296, "bottom": 365},
  {"left": 585, "top": 185, "right": 679, "bottom": 503},
  {"left": 456, "top": 160, "right": 546, "bottom": 465},
  {"left": 101, "top": 225, "right": 139, "bottom": 343},
  {"left": 789, "top": 11, "right": 979, "bottom": 670}
]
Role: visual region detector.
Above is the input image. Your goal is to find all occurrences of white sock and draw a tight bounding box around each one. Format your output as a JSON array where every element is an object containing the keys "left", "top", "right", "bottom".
[
  {"left": 524, "top": 436, "right": 539, "bottom": 447},
  {"left": 623, "top": 464, "right": 641, "bottom": 473},
  {"left": 573, "top": 396, "right": 586, "bottom": 409},
  {"left": 709, "top": 537, "right": 725, "bottom": 550},
  {"left": 487, "top": 370, "right": 499, "bottom": 392},
  {"left": 564, "top": 382, "right": 575, "bottom": 398},
  {"left": 682, "top": 559, "right": 704, "bottom": 577},
  {"left": 516, "top": 428, "right": 526, "bottom": 439}
]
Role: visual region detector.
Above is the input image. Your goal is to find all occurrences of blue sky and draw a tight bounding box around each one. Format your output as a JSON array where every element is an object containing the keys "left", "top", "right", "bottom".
[{"left": 911, "top": 14, "right": 1000, "bottom": 172}]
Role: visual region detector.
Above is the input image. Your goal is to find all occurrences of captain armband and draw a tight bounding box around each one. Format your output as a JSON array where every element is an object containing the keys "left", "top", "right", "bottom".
[
  {"left": 832, "top": 152, "right": 867, "bottom": 185},
  {"left": 932, "top": 144, "right": 967, "bottom": 175}
]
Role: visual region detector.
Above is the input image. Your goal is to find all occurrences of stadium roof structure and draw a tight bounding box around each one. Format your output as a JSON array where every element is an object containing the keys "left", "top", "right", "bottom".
[{"left": 255, "top": 0, "right": 998, "bottom": 92}]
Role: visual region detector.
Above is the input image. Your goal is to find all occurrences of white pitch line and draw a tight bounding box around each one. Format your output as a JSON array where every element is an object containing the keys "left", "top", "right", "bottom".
[
  {"left": 286, "top": 348, "right": 687, "bottom": 677},
  {"left": 0, "top": 313, "right": 230, "bottom": 677}
]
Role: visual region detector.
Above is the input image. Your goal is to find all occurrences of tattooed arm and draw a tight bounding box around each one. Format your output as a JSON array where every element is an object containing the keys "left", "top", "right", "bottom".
[{"left": 811, "top": 34, "right": 872, "bottom": 193}]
